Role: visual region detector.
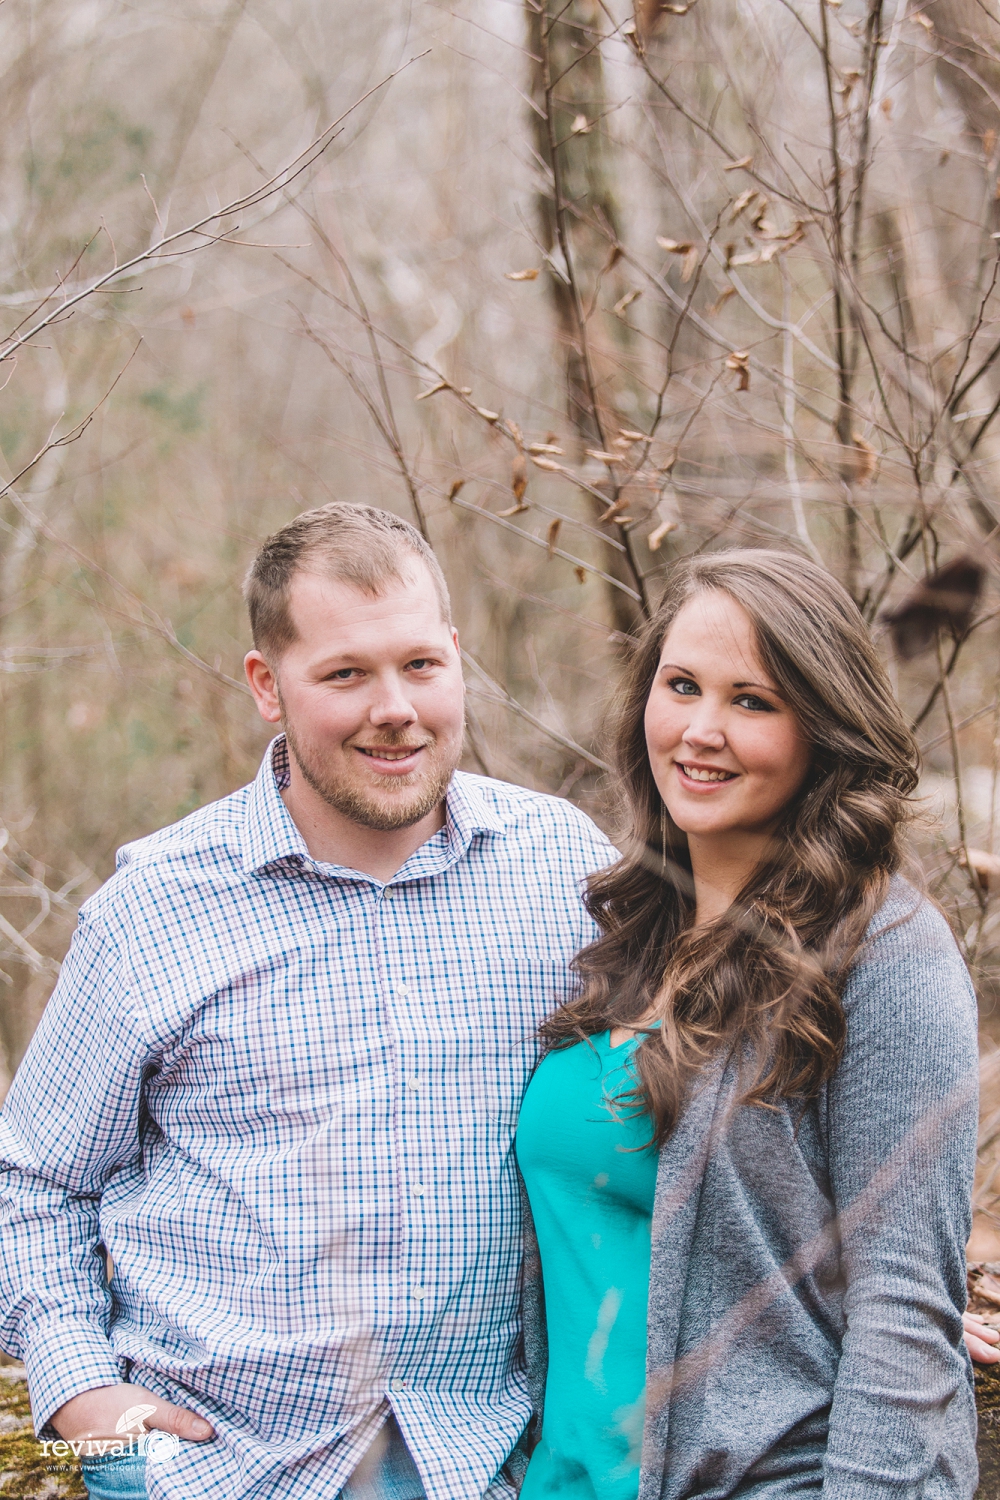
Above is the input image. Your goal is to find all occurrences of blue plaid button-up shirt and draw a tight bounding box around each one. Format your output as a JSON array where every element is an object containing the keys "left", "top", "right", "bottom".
[{"left": 0, "top": 738, "right": 613, "bottom": 1500}]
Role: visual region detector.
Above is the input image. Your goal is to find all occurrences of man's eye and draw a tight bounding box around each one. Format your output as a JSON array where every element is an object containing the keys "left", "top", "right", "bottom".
[
  {"left": 407, "top": 659, "right": 433, "bottom": 671},
  {"left": 331, "top": 669, "right": 357, "bottom": 680},
  {"left": 668, "top": 677, "right": 699, "bottom": 696}
]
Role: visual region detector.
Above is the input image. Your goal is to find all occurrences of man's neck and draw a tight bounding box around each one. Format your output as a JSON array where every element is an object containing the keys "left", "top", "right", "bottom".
[{"left": 280, "top": 767, "right": 448, "bottom": 883}]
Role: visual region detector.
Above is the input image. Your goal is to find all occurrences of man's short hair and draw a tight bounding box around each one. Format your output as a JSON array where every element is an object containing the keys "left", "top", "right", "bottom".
[{"left": 244, "top": 503, "right": 452, "bottom": 658}]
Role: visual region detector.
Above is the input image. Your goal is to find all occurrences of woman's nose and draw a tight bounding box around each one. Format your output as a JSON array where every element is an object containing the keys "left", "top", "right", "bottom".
[{"left": 681, "top": 706, "right": 726, "bottom": 750}]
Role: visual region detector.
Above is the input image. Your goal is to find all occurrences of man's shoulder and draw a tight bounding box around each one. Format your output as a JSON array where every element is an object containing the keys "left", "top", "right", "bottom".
[
  {"left": 451, "top": 770, "right": 615, "bottom": 853},
  {"left": 81, "top": 783, "right": 254, "bottom": 920}
]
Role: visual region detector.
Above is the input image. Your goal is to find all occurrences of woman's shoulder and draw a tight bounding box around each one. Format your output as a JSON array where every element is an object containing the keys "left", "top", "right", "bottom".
[{"left": 844, "top": 874, "right": 975, "bottom": 1018}]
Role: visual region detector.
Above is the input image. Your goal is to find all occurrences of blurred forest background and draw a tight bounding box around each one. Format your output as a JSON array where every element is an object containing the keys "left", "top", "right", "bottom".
[{"left": 4, "top": 0, "right": 1000, "bottom": 1249}]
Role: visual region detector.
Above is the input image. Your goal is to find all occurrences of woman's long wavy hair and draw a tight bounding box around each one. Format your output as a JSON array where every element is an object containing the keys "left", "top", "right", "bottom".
[{"left": 543, "top": 549, "right": 919, "bottom": 1145}]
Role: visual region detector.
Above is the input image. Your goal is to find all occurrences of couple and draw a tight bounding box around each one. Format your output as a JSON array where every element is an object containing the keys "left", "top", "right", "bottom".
[{"left": 0, "top": 502, "right": 984, "bottom": 1500}]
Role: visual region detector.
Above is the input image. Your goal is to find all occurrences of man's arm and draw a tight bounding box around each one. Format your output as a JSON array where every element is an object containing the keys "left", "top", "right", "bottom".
[{"left": 0, "top": 908, "right": 211, "bottom": 1443}]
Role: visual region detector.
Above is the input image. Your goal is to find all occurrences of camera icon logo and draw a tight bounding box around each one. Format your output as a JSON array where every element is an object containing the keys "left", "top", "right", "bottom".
[{"left": 144, "top": 1431, "right": 181, "bottom": 1464}]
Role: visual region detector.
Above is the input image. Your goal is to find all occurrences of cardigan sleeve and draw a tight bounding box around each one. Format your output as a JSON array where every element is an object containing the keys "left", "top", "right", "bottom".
[{"left": 823, "top": 892, "right": 979, "bottom": 1498}]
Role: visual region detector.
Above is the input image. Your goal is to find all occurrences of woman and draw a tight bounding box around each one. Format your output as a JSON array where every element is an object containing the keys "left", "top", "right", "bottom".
[{"left": 516, "top": 550, "right": 981, "bottom": 1499}]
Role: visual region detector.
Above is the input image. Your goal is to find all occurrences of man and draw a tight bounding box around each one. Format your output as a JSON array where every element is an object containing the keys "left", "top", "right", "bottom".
[{"left": 0, "top": 504, "right": 613, "bottom": 1500}]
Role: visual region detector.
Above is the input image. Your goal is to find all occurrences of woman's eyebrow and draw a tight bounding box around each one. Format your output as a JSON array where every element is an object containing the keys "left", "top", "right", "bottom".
[
  {"left": 734, "top": 679, "right": 785, "bottom": 697},
  {"left": 660, "top": 661, "right": 695, "bottom": 674}
]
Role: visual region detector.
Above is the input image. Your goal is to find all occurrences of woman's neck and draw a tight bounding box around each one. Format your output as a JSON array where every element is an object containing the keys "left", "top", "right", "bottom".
[{"left": 688, "top": 829, "right": 772, "bottom": 925}]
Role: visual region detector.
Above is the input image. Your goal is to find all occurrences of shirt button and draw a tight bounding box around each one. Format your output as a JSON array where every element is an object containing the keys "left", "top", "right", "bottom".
[
  {"left": 412, "top": 1184, "right": 425, "bottom": 1197},
  {"left": 390, "top": 1378, "right": 407, "bottom": 1391},
  {"left": 384, "top": 888, "right": 395, "bottom": 899},
  {"left": 407, "top": 1076, "right": 421, "bottom": 1091},
  {"left": 411, "top": 1286, "right": 425, "bottom": 1300}
]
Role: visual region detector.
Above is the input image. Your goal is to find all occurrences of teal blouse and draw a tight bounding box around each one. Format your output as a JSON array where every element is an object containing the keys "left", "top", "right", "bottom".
[{"left": 515, "top": 1031, "right": 657, "bottom": 1500}]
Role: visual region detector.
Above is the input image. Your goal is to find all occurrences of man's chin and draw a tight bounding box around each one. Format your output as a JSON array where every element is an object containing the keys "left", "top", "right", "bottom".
[{"left": 320, "top": 776, "right": 452, "bottom": 833}]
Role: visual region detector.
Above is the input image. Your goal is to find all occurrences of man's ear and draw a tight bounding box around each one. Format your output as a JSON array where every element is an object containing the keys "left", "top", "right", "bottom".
[{"left": 245, "top": 650, "right": 282, "bottom": 724}]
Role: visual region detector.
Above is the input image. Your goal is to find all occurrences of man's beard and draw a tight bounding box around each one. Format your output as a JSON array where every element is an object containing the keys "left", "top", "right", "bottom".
[{"left": 281, "top": 718, "right": 457, "bottom": 833}]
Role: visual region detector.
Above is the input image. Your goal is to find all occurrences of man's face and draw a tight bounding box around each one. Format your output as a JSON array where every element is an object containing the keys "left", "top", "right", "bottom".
[{"left": 247, "top": 563, "right": 465, "bottom": 833}]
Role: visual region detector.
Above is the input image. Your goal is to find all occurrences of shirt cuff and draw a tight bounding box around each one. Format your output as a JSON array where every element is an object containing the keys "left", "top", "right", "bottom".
[{"left": 20, "top": 1317, "right": 122, "bottom": 1434}]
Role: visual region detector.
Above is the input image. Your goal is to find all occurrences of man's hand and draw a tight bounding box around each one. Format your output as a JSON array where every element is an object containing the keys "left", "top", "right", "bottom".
[
  {"left": 51, "top": 1383, "right": 214, "bottom": 1443},
  {"left": 965, "top": 1310, "right": 1000, "bottom": 1364}
]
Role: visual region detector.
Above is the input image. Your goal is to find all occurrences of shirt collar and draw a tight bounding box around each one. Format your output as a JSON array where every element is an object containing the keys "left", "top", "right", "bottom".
[
  {"left": 240, "top": 736, "right": 312, "bottom": 875},
  {"left": 241, "top": 735, "right": 507, "bottom": 879}
]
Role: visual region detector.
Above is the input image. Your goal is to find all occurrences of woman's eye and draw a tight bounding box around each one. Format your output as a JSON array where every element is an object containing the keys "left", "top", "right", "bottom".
[
  {"left": 734, "top": 693, "right": 774, "bottom": 712},
  {"left": 667, "top": 677, "right": 700, "bottom": 696}
]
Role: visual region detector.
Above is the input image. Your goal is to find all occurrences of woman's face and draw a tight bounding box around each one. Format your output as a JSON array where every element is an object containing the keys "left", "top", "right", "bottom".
[{"left": 644, "top": 590, "right": 812, "bottom": 849}]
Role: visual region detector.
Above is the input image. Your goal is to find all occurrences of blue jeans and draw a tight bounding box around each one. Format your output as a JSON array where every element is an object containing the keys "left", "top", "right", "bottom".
[
  {"left": 80, "top": 1451, "right": 147, "bottom": 1499},
  {"left": 340, "top": 1416, "right": 426, "bottom": 1499},
  {"left": 79, "top": 1418, "right": 426, "bottom": 1500}
]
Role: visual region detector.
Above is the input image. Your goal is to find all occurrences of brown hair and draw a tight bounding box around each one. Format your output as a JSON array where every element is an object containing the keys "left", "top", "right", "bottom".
[
  {"left": 244, "top": 503, "right": 452, "bottom": 658},
  {"left": 543, "top": 548, "right": 919, "bottom": 1144}
]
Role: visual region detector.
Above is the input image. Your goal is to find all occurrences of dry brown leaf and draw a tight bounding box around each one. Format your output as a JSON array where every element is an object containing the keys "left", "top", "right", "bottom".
[
  {"left": 574, "top": 566, "right": 587, "bottom": 584},
  {"left": 881, "top": 555, "right": 985, "bottom": 659},
  {"left": 612, "top": 515, "right": 635, "bottom": 525},
  {"left": 599, "top": 498, "right": 629, "bottom": 522},
  {"left": 656, "top": 236, "right": 694, "bottom": 253},
  {"left": 618, "top": 428, "right": 647, "bottom": 442},
  {"left": 729, "top": 250, "right": 760, "bottom": 267},
  {"left": 913, "top": 10, "right": 932, "bottom": 27},
  {"left": 546, "top": 517, "right": 562, "bottom": 557},
  {"left": 511, "top": 452, "right": 528, "bottom": 504},
  {"left": 730, "top": 188, "right": 756, "bottom": 219},
  {"left": 708, "top": 286, "right": 737, "bottom": 316},
  {"left": 961, "top": 848, "right": 1000, "bottom": 893},
  {"left": 881, "top": 97, "right": 893, "bottom": 117},
  {"left": 448, "top": 479, "right": 465, "bottom": 502},
  {"left": 850, "top": 433, "right": 878, "bottom": 485},
  {"left": 530, "top": 455, "right": 563, "bottom": 472},
  {"left": 726, "top": 350, "right": 751, "bottom": 390},
  {"left": 571, "top": 114, "right": 590, "bottom": 134},
  {"left": 648, "top": 518, "right": 677, "bottom": 550},
  {"left": 585, "top": 449, "right": 619, "bottom": 463},
  {"left": 528, "top": 442, "right": 563, "bottom": 455},
  {"left": 505, "top": 268, "right": 540, "bottom": 282},
  {"left": 723, "top": 156, "right": 753, "bottom": 171},
  {"left": 499, "top": 504, "right": 529, "bottom": 517},
  {"left": 750, "top": 197, "right": 770, "bottom": 229},
  {"left": 415, "top": 380, "right": 449, "bottom": 402},
  {"left": 613, "top": 288, "right": 642, "bottom": 316},
  {"left": 681, "top": 246, "right": 699, "bottom": 281},
  {"left": 475, "top": 406, "right": 500, "bottom": 422}
]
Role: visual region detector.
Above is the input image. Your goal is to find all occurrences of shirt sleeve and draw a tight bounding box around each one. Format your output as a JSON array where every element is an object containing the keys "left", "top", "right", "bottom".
[
  {"left": 0, "top": 907, "right": 151, "bottom": 1431},
  {"left": 823, "top": 898, "right": 979, "bottom": 1497}
]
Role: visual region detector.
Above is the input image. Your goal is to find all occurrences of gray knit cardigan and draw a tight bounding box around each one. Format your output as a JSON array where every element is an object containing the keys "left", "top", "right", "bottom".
[{"left": 517, "top": 880, "right": 979, "bottom": 1498}]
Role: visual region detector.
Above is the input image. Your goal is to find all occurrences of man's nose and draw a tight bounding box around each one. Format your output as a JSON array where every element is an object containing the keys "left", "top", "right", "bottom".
[{"left": 368, "top": 675, "right": 417, "bottom": 727}]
